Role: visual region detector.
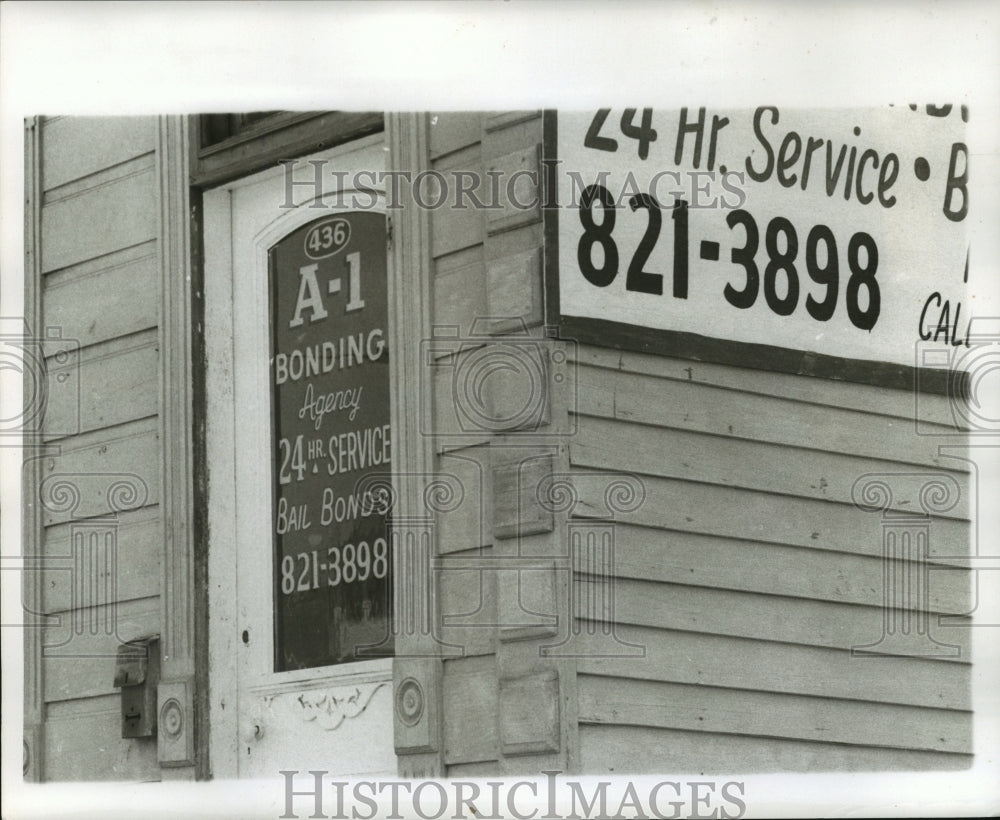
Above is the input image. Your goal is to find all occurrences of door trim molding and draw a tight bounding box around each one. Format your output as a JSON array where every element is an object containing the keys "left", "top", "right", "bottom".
[
  {"left": 22, "top": 115, "right": 46, "bottom": 783},
  {"left": 385, "top": 113, "right": 447, "bottom": 778},
  {"left": 202, "top": 132, "right": 395, "bottom": 778},
  {"left": 157, "top": 115, "right": 198, "bottom": 771}
]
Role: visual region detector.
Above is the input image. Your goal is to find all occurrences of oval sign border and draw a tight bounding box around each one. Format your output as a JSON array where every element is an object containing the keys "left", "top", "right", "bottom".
[{"left": 303, "top": 217, "right": 352, "bottom": 260}]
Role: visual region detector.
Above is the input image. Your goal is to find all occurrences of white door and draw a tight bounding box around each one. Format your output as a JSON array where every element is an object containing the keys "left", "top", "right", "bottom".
[{"left": 204, "top": 134, "right": 396, "bottom": 778}]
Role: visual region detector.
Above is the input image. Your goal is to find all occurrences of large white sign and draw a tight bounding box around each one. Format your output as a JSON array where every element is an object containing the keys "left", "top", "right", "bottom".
[{"left": 556, "top": 106, "right": 980, "bottom": 376}]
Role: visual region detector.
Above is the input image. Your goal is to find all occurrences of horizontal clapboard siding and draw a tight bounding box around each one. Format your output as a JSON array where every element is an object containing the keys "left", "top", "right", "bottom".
[
  {"left": 579, "top": 674, "right": 970, "bottom": 753},
  {"left": 42, "top": 506, "right": 162, "bottom": 614},
  {"left": 33, "top": 116, "right": 163, "bottom": 781},
  {"left": 43, "top": 694, "right": 161, "bottom": 781},
  {"left": 44, "top": 330, "right": 159, "bottom": 441},
  {"left": 39, "top": 418, "right": 161, "bottom": 527},
  {"left": 41, "top": 158, "right": 158, "bottom": 274},
  {"left": 569, "top": 344, "right": 972, "bottom": 770},
  {"left": 573, "top": 415, "right": 970, "bottom": 520},
  {"left": 574, "top": 359, "right": 967, "bottom": 468},
  {"left": 569, "top": 469, "right": 968, "bottom": 559},
  {"left": 580, "top": 725, "right": 971, "bottom": 774},
  {"left": 40, "top": 116, "right": 156, "bottom": 193},
  {"left": 42, "top": 596, "right": 161, "bottom": 703},
  {"left": 574, "top": 626, "right": 970, "bottom": 710},
  {"left": 42, "top": 242, "right": 159, "bottom": 348},
  {"left": 589, "top": 524, "right": 971, "bottom": 613},
  {"left": 591, "top": 576, "right": 972, "bottom": 659},
  {"left": 573, "top": 345, "right": 964, "bottom": 430}
]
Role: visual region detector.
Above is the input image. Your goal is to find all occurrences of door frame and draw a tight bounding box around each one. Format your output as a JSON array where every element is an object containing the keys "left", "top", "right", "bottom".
[{"left": 202, "top": 132, "right": 397, "bottom": 778}]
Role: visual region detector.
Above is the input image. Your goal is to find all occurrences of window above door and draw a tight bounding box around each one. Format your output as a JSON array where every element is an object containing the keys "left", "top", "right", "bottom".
[{"left": 191, "top": 111, "right": 384, "bottom": 188}]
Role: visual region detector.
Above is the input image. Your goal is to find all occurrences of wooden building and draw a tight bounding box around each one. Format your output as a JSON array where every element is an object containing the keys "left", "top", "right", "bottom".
[{"left": 22, "top": 110, "right": 975, "bottom": 782}]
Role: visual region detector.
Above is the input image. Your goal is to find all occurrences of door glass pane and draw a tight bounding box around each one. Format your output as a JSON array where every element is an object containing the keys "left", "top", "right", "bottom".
[{"left": 268, "top": 211, "right": 393, "bottom": 671}]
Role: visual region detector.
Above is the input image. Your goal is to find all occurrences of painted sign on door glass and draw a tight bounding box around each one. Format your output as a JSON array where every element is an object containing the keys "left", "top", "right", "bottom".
[
  {"left": 556, "top": 106, "right": 986, "bottom": 374},
  {"left": 269, "top": 211, "right": 392, "bottom": 671}
]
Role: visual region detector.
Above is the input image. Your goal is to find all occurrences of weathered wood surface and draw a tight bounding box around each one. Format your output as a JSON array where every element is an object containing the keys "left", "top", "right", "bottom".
[
  {"left": 566, "top": 343, "right": 973, "bottom": 768},
  {"left": 44, "top": 694, "right": 160, "bottom": 780},
  {"left": 443, "top": 655, "right": 499, "bottom": 765},
  {"left": 582, "top": 524, "right": 970, "bottom": 614},
  {"left": 42, "top": 597, "right": 161, "bottom": 703},
  {"left": 42, "top": 506, "right": 161, "bottom": 614},
  {"left": 572, "top": 344, "right": 963, "bottom": 430},
  {"left": 579, "top": 724, "right": 971, "bottom": 774},
  {"left": 42, "top": 242, "right": 158, "bottom": 346},
  {"left": 571, "top": 415, "right": 969, "bottom": 519},
  {"left": 39, "top": 418, "right": 161, "bottom": 527},
  {"left": 579, "top": 674, "right": 970, "bottom": 753},
  {"left": 573, "top": 625, "right": 970, "bottom": 711},
  {"left": 44, "top": 330, "right": 159, "bottom": 441},
  {"left": 41, "top": 160, "right": 157, "bottom": 273},
  {"left": 41, "top": 116, "right": 156, "bottom": 192},
  {"left": 30, "top": 116, "right": 165, "bottom": 782},
  {"left": 569, "top": 469, "right": 968, "bottom": 559},
  {"left": 575, "top": 361, "right": 966, "bottom": 470},
  {"left": 591, "top": 575, "right": 972, "bottom": 659}
]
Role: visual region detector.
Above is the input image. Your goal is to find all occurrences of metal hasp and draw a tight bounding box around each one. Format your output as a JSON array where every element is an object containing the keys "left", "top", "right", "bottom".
[{"left": 112, "top": 636, "right": 160, "bottom": 739}]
